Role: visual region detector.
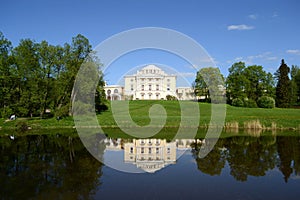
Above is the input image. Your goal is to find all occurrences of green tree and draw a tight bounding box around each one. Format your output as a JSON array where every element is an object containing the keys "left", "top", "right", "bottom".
[
  {"left": 275, "top": 59, "right": 291, "bottom": 108},
  {"left": 194, "top": 67, "right": 225, "bottom": 103},
  {"left": 13, "top": 39, "right": 41, "bottom": 117},
  {"left": 290, "top": 65, "right": 300, "bottom": 105},
  {"left": 226, "top": 62, "right": 248, "bottom": 103},
  {"left": 0, "top": 32, "right": 14, "bottom": 118},
  {"left": 243, "top": 65, "right": 275, "bottom": 101},
  {"left": 226, "top": 62, "right": 275, "bottom": 107},
  {"left": 0, "top": 32, "right": 107, "bottom": 118}
]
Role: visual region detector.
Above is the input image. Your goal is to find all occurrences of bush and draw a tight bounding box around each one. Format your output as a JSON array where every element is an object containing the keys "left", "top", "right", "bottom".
[
  {"left": 55, "top": 105, "right": 70, "bottom": 117},
  {"left": 257, "top": 96, "right": 275, "bottom": 109},
  {"left": 232, "top": 98, "right": 244, "bottom": 107},
  {"left": 244, "top": 99, "right": 257, "bottom": 108},
  {"left": 16, "top": 121, "right": 28, "bottom": 132},
  {"left": 166, "top": 95, "right": 177, "bottom": 101}
]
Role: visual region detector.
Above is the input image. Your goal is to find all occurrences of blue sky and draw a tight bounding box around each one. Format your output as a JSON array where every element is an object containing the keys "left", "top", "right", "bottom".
[{"left": 1, "top": 0, "right": 300, "bottom": 85}]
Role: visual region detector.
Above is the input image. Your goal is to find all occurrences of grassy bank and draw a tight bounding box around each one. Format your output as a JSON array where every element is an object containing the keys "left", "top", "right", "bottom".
[{"left": 1, "top": 101, "right": 300, "bottom": 133}]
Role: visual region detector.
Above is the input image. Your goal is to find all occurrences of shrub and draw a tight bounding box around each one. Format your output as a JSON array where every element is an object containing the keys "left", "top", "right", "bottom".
[
  {"left": 16, "top": 121, "right": 28, "bottom": 132},
  {"left": 244, "top": 99, "right": 258, "bottom": 108},
  {"left": 166, "top": 95, "right": 177, "bottom": 101},
  {"left": 257, "top": 96, "right": 275, "bottom": 109},
  {"left": 232, "top": 98, "right": 244, "bottom": 107}
]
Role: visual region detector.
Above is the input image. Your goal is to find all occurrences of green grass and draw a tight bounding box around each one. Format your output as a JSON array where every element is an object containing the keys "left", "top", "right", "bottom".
[{"left": 1, "top": 101, "right": 300, "bottom": 135}]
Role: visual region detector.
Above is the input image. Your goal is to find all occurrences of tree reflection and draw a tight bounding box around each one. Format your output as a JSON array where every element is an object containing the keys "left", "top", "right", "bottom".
[
  {"left": 191, "top": 136, "right": 300, "bottom": 183},
  {"left": 0, "top": 134, "right": 103, "bottom": 199},
  {"left": 192, "top": 139, "right": 226, "bottom": 176},
  {"left": 277, "top": 137, "right": 300, "bottom": 183}
]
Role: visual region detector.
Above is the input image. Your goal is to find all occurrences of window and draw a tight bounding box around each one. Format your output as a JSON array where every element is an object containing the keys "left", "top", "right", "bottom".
[
  {"left": 167, "top": 147, "right": 170, "bottom": 154},
  {"left": 114, "top": 89, "right": 118, "bottom": 93},
  {"left": 167, "top": 79, "right": 170, "bottom": 82},
  {"left": 107, "top": 89, "right": 111, "bottom": 95},
  {"left": 156, "top": 148, "right": 159, "bottom": 154},
  {"left": 130, "top": 147, "right": 133, "bottom": 154},
  {"left": 156, "top": 84, "right": 159, "bottom": 91},
  {"left": 131, "top": 85, "right": 134, "bottom": 91},
  {"left": 167, "top": 84, "right": 170, "bottom": 91},
  {"left": 131, "top": 79, "right": 133, "bottom": 82},
  {"left": 149, "top": 84, "right": 152, "bottom": 91},
  {"left": 141, "top": 85, "right": 144, "bottom": 91},
  {"left": 141, "top": 147, "right": 144, "bottom": 154},
  {"left": 149, "top": 148, "right": 151, "bottom": 154}
]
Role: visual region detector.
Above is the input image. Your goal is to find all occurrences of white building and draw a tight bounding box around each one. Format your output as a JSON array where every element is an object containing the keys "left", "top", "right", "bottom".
[
  {"left": 103, "top": 85, "right": 124, "bottom": 101},
  {"left": 104, "top": 64, "right": 195, "bottom": 100},
  {"left": 124, "top": 65, "right": 177, "bottom": 100}
]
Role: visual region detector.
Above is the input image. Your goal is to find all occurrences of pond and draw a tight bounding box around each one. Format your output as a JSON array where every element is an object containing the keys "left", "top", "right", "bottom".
[{"left": 1, "top": 132, "right": 300, "bottom": 199}]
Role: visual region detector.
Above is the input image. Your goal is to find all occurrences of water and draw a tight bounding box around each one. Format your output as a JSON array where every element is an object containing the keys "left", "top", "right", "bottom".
[{"left": 1, "top": 133, "right": 300, "bottom": 199}]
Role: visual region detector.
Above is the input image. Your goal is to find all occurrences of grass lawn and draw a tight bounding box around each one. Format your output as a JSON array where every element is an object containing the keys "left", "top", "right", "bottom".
[{"left": 1, "top": 101, "right": 300, "bottom": 135}]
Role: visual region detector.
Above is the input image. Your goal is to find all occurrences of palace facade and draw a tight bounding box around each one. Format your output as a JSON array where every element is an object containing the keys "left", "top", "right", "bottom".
[{"left": 104, "top": 64, "right": 195, "bottom": 100}]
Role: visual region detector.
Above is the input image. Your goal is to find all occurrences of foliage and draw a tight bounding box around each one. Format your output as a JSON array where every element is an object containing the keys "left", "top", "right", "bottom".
[
  {"left": 194, "top": 67, "right": 225, "bottom": 103},
  {"left": 226, "top": 62, "right": 275, "bottom": 107},
  {"left": 243, "top": 98, "right": 257, "bottom": 108},
  {"left": 290, "top": 65, "right": 300, "bottom": 105},
  {"left": 275, "top": 59, "right": 291, "bottom": 108},
  {"left": 257, "top": 96, "right": 275, "bottom": 109},
  {"left": 166, "top": 95, "right": 177, "bottom": 100},
  {"left": 231, "top": 98, "right": 244, "bottom": 107},
  {"left": 15, "top": 121, "right": 28, "bottom": 132},
  {"left": 0, "top": 32, "right": 107, "bottom": 118}
]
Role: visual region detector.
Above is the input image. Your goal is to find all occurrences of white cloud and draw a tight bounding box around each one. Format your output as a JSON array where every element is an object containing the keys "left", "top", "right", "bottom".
[
  {"left": 227, "top": 24, "right": 254, "bottom": 31},
  {"left": 227, "top": 52, "right": 278, "bottom": 66},
  {"left": 272, "top": 12, "right": 278, "bottom": 18},
  {"left": 176, "top": 72, "right": 196, "bottom": 78},
  {"left": 248, "top": 14, "right": 258, "bottom": 20},
  {"left": 286, "top": 49, "right": 300, "bottom": 55},
  {"left": 234, "top": 57, "right": 243, "bottom": 61}
]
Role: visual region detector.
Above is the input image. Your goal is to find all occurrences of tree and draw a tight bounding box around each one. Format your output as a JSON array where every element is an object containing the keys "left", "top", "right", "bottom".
[
  {"left": 0, "top": 32, "right": 107, "bottom": 118},
  {"left": 243, "top": 65, "right": 275, "bottom": 101},
  {"left": 194, "top": 67, "right": 225, "bottom": 103},
  {"left": 226, "top": 62, "right": 275, "bottom": 107},
  {"left": 13, "top": 39, "right": 41, "bottom": 117},
  {"left": 226, "top": 62, "right": 248, "bottom": 103},
  {"left": 275, "top": 59, "right": 291, "bottom": 108},
  {"left": 290, "top": 65, "right": 300, "bottom": 105},
  {"left": 0, "top": 32, "right": 14, "bottom": 118}
]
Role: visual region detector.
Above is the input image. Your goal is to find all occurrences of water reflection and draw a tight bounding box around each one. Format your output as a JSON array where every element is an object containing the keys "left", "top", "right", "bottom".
[
  {"left": 102, "top": 136, "right": 300, "bottom": 182},
  {"left": 103, "top": 138, "right": 199, "bottom": 173},
  {"left": 0, "top": 134, "right": 103, "bottom": 200},
  {"left": 1, "top": 134, "right": 300, "bottom": 199}
]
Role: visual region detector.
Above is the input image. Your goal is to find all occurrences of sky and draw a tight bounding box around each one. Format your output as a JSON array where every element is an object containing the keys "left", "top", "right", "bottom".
[{"left": 1, "top": 0, "right": 300, "bottom": 86}]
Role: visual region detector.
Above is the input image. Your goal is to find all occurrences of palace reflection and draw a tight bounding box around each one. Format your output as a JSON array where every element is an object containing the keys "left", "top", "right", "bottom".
[{"left": 103, "top": 138, "right": 197, "bottom": 173}]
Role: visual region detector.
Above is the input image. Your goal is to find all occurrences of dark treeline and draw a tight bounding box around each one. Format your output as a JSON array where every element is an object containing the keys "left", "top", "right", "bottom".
[
  {"left": 192, "top": 136, "right": 300, "bottom": 183},
  {"left": 0, "top": 32, "right": 107, "bottom": 118},
  {"left": 194, "top": 60, "right": 300, "bottom": 108}
]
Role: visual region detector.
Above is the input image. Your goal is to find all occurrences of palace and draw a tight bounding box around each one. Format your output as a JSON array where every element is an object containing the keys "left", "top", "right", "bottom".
[{"left": 104, "top": 64, "right": 194, "bottom": 100}]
